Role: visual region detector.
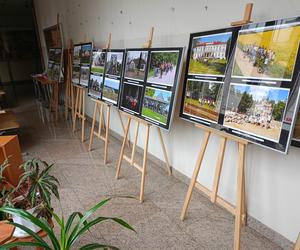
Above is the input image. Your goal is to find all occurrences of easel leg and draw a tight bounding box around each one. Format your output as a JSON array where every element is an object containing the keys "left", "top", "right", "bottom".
[
  {"left": 88, "top": 102, "right": 97, "bottom": 151},
  {"left": 104, "top": 105, "right": 110, "bottom": 164},
  {"left": 295, "top": 233, "right": 300, "bottom": 250},
  {"left": 71, "top": 84, "right": 74, "bottom": 121},
  {"left": 180, "top": 131, "right": 211, "bottom": 221},
  {"left": 116, "top": 117, "right": 131, "bottom": 179},
  {"left": 73, "top": 87, "right": 79, "bottom": 132},
  {"left": 55, "top": 83, "right": 59, "bottom": 121},
  {"left": 211, "top": 137, "right": 227, "bottom": 203},
  {"left": 140, "top": 124, "right": 150, "bottom": 203},
  {"left": 234, "top": 142, "right": 246, "bottom": 250},
  {"left": 130, "top": 121, "right": 140, "bottom": 163},
  {"left": 157, "top": 127, "right": 172, "bottom": 175},
  {"left": 81, "top": 89, "right": 85, "bottom": 142},
  {"left": 118, "top": 110, "right": 130, "bottom": 148},
  {"left": 99, "top": 104, "right": 103, "bottom": 137}
]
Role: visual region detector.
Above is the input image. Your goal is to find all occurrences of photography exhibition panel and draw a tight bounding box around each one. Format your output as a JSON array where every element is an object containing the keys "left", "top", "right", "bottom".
[
  {"left": 180, "top": 17, "right": 300, "bottom": 153},
  {"left": 47, "top": 47, "right": 63, "bottom": 82}
]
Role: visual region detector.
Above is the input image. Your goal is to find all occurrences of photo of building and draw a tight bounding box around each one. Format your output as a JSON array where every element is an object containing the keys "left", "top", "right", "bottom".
[
  {"left": 91, "top": 51, "right": 105, "bottom": 74},
  {"left": 80, "top": 66, "right": 90, "bottom": 86},
  {"left": 124, "top": 50, "right": 148, "bottom": 81},
  {"left": 89, "top": 74, "right": 103, "bottom": 98},
  {"left": 142, "top": 87, "right": 172, "bottom": 125},
  {"left": 81, "top": 44, "right": 92, "bottom": 64},
  {"left": 106, "top": 52, "right": 123, "bottom": 77},
  {"left": 224, "top": 83, "right": 289, "bottom": 142},
  {"left": 188, "top": 32, "right": 232, "bottom": 76},
  {"left": 73, "top": 45, "right": 81, "bottom": 64}
]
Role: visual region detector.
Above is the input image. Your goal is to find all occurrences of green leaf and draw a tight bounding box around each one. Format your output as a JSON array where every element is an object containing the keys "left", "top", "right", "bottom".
[
  {"left": 0, "top": 241, "right": 48, "bottom": 250},
  {"left": 110, "top": 218, "right": 136, "bottom": 233},
  {"left": 79, "top": 243, "right": 120, "bottom": 250}
]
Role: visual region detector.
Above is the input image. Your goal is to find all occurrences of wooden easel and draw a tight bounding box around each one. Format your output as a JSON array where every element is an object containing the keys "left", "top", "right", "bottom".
[
  {"left": 295, "top": 233, "right": 300, "bottom": 250},
  {"left": 115, "top": 27, "right": 172, "bottom": 203},
  {"left": 88, "top": 33, "right": 131, "bottom": 164},
  {"left": 181, "top": 5, "right": 253, "bottom": 250},
  {"left": 73, "top": 85, "right": 86, "bottom": 142},
  {"left": 64, "top": 39, "right": 74, "bottom": 120}
]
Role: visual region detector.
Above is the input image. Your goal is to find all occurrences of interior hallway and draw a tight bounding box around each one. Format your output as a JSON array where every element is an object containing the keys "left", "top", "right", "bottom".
[{"left": 15, "top": 96, "right": 283, "bottom": 249}]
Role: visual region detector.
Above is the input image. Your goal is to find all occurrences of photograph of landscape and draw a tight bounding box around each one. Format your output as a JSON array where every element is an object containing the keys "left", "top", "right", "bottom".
[
  {"left": 142, "top": 87, "right": 172, "bottom": 125},
  {"left": 80, "top": 66, "right": 90, "bottom": 86},
  {"left": 106, "top": 52, "right": 124, "bottom": 77},
  {"left": 91, "top": 51, "right": 106, "bottom": 74},
  {"left": 232, "top": 23, "right": 300, "bottom": 81},
  {"left": 124, "top": 50, "right": 148, "bottom": 81},
  {"left": 73, "top": 45, "right": 81, "bottom": 64},
  {"left": 188, "top": 32, "right": 232, "bottom": 76},
  {"left": 121, "top": 83, "right": 143, "bottom": 113},
  {"left": 102, "top": 78, "right": 120, "bottom": 104},
  {"left": 147, "top": 51, "right": 179, "bottom": 86},
  {"left": 72, "top": 65, "right": 80, "bottom": 84},
  {"left": 224, "top": 83, "right": 290, "bottom": 142},
  {"left": 81, "top": 44, "right": 92, "bottom": 64},
  {"left": 89, "top": 74, "right": 103, "bottom": 98},
  {"left": 183, "top": 79, "right": 223, "bottom": 122}
]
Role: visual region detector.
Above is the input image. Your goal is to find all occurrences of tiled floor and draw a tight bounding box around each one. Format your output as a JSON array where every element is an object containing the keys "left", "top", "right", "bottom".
[{"left": 14, "top": 98, "right": 283, "bottom": 249}]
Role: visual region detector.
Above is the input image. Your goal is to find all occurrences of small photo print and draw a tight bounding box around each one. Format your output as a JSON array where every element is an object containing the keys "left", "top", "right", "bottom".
[
  {"left": 188, "top": 32, "right": 232, "bottom": 76},
  {"left": 80, "top": 66, "right": 90, "bottom": 86},
  {"left": 105, "top": 52, "right": 124, "bottom": 77},
  {"left": 102, "top": 77, "right": 120, "bottom": 104},
  {"left": 124, "top": 50, "right": 148, "bottom": 81},
  {"left": 183, "top": 80, "right": 223, "bottom": 123},
  {"left": 91, "top": 51, "right": 106, "bottom": 74},
  {"left": 142, "top": 87, "right": 172, "bottom": 125},
  {"left": 232, "top": 23, "right": 300, "bottom": 81},
  {"left": 224, "top": 83, "right": 289, "bottom": 142},
  {"left": 52, "top": 64, "right": 60, "bottom": 81},
  {"left": 73, "top": 45, "right": 81, "bottom": 64},
  {"left": 121, "top": 83, "right": 143, "bottom": 113},
  {"left": 81, "top": 44, "right": 92, "bottom": 64},
  {"left": 72, "top": 65, "right": 80, "bottom": 84},
  {"left": 89, "top": 74, "right": 103, "bottom": 98},
  {"left": 54, "top": 48, "right": 62, "bottom": 63},
  {"left": 49, "top": 48, "right": 56, "bottom": 61},
  {"left": 147, "top": 50, "right": 180, "bottom": 86}
]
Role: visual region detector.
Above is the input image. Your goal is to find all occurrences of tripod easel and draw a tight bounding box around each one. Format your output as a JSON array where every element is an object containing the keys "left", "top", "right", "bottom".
[
  {"left": 180, "top": 4, "right": 253, "bottom": 250},
  {"left": 115, "top": 27, "right": 172, "bottom": 203},
  {"left": 64, "top": 39, "right": 74, "bottom": 120},
  {"left": 73, "top": 85, "right": 86, "bottom": 142},
  {"left": 88, "top": 33, "right": 131, "bottom": 164}
]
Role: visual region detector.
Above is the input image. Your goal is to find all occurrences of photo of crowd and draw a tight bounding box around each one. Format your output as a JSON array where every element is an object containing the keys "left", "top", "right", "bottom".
[
  {"left": 89, "top": 74, "right": 103, "bottom": 98},
  {"left": 147, "top": 51, "right": 179, "bottom": 86},
  {"left": 121, "top": 83, "right": 142, "bottom": 113},
  {"left": 124, "top": 50, "right": 148, "bottom": 81},
  {"left": 106, "top": 52, "right": 124, "bottom": 77},
  {"left": 142, "top": 87, "right": 172, "bottom": 125},
  {"left": 232, "top": 24, "right": 300, "bottom": 81},
  {"left": 224, "top": 83, "right": 289, "bottom": 142},
  {"left": 91, "top": 51, "right": 106, "bottom": 74}
]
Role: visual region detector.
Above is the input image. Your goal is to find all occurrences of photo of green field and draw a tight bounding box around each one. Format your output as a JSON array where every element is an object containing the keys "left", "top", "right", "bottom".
[
  {"left": 233, "top": 24, "right": 300, "bottom": 80},
  {"left": 91, "top": 51, "right": 105, "bottom": 74}
]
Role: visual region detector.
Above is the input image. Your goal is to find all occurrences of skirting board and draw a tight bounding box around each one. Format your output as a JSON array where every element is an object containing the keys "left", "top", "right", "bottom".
[{"left": 84, "top": 115, "right": 293, "bottom": 250}]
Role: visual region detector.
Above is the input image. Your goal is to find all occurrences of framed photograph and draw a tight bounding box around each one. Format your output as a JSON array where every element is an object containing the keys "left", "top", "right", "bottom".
[
  {"left": 120, "top": 83, "right": 143, "bottom": 114},
  {"left": 102, "top": 77, "right": 121, "bottom": 105},
  {"left": 105, "top": 51, "right": 124, "bottom": 77},
  {"left": 52, "top": 64, "right": 60, "bottom": 81},
  {"left": 73, "top": 45, "right": 81, "bottom": 64},
  {"left": 80, "top": 43, "right": 92, "bottom": 64},
  {"left": 188, "top": 32, "right": 233, "bottom": 77},
  {"left": 91, "top": 50, "right": 106, "bottom": 74},
  {"left": 79, "top": 66, "right": 90, "bottom": 87},
  {"left": 88, "top": 74, "right": 103, "bottom": 99},
  {"left": 48, "top": 48, "right": 56, "bottom": 62},
  {"left": 147, "top": 50, "right": 180, "bottom": 87},
  {"left": 141, "top": 86, "right": 172, "bottom": 126},
  {"left": 72, "top": 65, "right": 80, "bottom": 84},
  {"left": 47, "top": 62, "right": 54, "bottom": 79},
  {"left": 182, "top": 79, "right": 223, "bottom": 123},
  {"left": 124, "top": 50, "right": 149, "bottom": 81},
  {"left": 232, "top": 21, "right": 300, "bottom": 81},
  {"left": 54, "top": 48, "right": 62, "bottom": 63}
]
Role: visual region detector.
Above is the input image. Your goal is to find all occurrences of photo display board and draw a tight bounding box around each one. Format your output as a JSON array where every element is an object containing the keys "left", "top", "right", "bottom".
[
  {"left": 88, "top": 49, "right": 106, "bottom": 100},
  {"left": 72, "top": 42, "right": 93, "bottom": 87},
  {"left": 47, "top": 47, "right": 63, "bottom": 82},
  {"left": 120, "top": 47, "right": 183, "bottom": 130},
  {"left": 180, "top": 17, "right": 300, "bottom": 153}
]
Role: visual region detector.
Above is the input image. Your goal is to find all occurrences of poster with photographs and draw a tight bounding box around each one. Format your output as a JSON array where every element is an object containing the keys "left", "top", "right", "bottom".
[
  {"left": 124, "top": 50, "right": 149, "bottom": 81},
  {"left": 120, "top": 83, "right": 143, "bottom": 114},
  {"left": 88, "top": 50, "right": 106, "bottom": 100},
  {"left": 119, "top": 47, "right": 183, "bottom": 130},
  {"left": 47, "top": 48, "right": 62, "bottom": 82},
  {"left": 180, "top": 27, "right": 239, "bottom": 126}
]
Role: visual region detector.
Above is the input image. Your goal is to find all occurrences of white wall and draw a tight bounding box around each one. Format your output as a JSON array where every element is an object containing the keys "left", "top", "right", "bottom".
[{"left": 34, "top": 0, "right": 300, "bottom": 243}]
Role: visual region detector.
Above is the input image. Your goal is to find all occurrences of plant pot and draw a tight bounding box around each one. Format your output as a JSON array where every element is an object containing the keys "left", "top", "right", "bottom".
[{"left": 12, "top": 206, "right": 41, "bottom": 238}]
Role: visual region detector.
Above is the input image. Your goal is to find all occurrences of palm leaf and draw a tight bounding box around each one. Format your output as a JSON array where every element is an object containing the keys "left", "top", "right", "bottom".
[
  {"left": 79, "top": 243, "right": 120, "bottom": 250},
  {"left": 0, "top": 241, "right": 48, "bottom": 250}
]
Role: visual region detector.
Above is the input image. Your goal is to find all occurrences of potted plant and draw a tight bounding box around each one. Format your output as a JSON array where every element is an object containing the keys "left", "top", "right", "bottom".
[
  {"left": 0, "top": 197, "right": 135, "bottom": 249},
  {"left": 2, "top": 158, "right": 60, "bottom": 237}
]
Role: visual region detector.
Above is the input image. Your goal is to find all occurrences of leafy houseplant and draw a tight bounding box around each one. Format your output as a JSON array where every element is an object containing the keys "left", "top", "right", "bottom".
[{"left": 0, "top": 198, "right": 135, "bottom": 250}]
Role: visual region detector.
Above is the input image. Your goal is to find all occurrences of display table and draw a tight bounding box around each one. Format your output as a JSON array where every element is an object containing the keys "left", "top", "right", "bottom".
[{"left": 0, "top": 111, "right": 20, "bottom": 134}]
